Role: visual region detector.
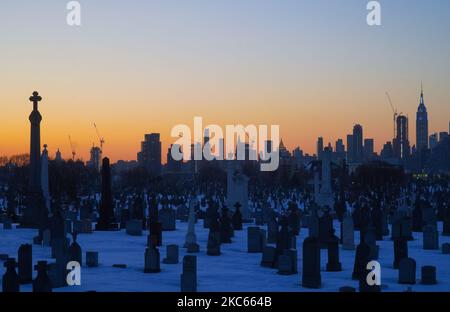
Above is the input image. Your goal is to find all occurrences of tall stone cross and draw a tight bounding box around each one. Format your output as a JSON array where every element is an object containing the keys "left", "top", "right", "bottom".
[{"left": 29, "top": 91, "right": 42, "bottom": 111}]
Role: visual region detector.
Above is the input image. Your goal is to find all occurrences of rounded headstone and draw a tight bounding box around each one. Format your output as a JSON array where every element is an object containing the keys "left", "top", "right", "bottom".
[{"left": 421, "top": 266, "right": 437, "bottom": 285}]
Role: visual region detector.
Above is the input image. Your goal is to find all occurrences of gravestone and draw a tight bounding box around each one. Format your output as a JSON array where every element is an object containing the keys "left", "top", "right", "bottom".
[
  {"left": 277, "top": 249, "right": 297, "bottom": 275},
  {"left": 18, "top": 244, "right": 33, "bottom": 284},
  {"left": 42, "top": 229, "right": 51, "bottom": 246},
  {"left": 267, "top": 214, "right": 278, "bottom": 244},
  {"left": 181, "top": 255, "right": 197, "bottom": 292},
  {"left": 126, "top": 219, "right": 143, "bottom": 236},
  {"left": 308, "top": 213, "right": 319, "bottom": 238},
  {"left": 86, "top": 251, "right": 99, "bottom": 267},
  {"left": 352, "top": 242, "right": 370, "bottom": 280},
  {"left": 51, "top": 237, "right": 69, "bottom": 259},
  {"left": 226, "top": 162, "right": 250, "bottom": 220},
  {"left": 219, "top": 207, "right": 233, "bottom": 244},
  {"left": 95, "top": 158, "right": 119, "bottom": 231},
  {"left": 159, "top": 207, "right": 176, "bottom": 231},
  {"left": 423, "top": 224, "right": 439, "bottom": 250},
  {"left": 247, "top": 227, "right": 266, "bottom": 253},
  {"left": 69, "top": 234, "right": 82, "bottom": 266},
  {"left": 423, "top": 208, "right": 437, "bottom": 227},
  {"left": 206, "top": 230, "right": 221, "bottom": 256},
  {"left": 364, "top": 225, "right": 379, "bottom": 260},
  {"left": 401, "top": 218, "right": 414, "bottom": 241},
  {"left": 421, "top": 266, "right": 437, "bottom": 285},
  {"left": 47, "top": 253, "right": 69, "bottom": 288},
  {"left": 149, "top": 222, "right": 162, "bottom": 246},
  {"left": 326, "top": 230, "right": 342, "bottom": 272},
  {"left": 144, "top": 244, "right": 161, "bottom": 273},
  {"left": 442, "top": 243, "right": 450, "bottom": 254},
  {"left": 231, "top": 203, "right": 243, "bottom": 230},
  {"left": 184, "top": 198, "right": 200, "bottom": 253},
  {"left": 260, "top": 246, "right": 277, "bottom": 268},
  {"left": 302, "top": 236, "right": 321, "bottom": 289},
  {"left": 398, "top": 258, "right": 416, "bottom": 284},
  {"left": 32, "top": 261, "right": 52, "bottom": 292},
  {"left": 359, "top": 265, "right": 381, "bottom": 292},
  {"left": 163, "top": 245, "right": 179, "bottom": 264},
  {"left": 342, "top": 214, "right": 355, "bottom": 250},
  {"left": 318, "top": 212, "right": 333, "bottom": 248},
  {"left": 393, "top": 238, "right": 408, "bottom": 269},
  {"left": 2, "top": 258, "right": 20, "bottom": 292}
]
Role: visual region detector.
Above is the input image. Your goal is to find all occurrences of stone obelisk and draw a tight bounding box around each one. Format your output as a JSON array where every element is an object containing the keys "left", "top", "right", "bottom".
[
  {"left": 22, "top": 92, "right": 46, "bottom": 228},
  {"left": 41, "top": 144, "right": 50, "bottom": 212}
]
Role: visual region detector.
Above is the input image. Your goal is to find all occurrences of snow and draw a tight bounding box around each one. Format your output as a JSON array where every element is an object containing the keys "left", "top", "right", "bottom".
[{"left": 1, "top": 220, "right": 450, "bottom": 292}]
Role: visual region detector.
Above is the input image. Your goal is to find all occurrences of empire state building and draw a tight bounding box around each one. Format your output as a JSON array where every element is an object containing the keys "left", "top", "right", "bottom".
[{"left": 416, "top": 85, "right": 429, "bottom": 151}]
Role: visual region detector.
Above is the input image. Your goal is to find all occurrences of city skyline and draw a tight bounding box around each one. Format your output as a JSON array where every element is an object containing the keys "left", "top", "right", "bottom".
[{"left": 1, "top": 1, "right": 450, "bottom": 162}]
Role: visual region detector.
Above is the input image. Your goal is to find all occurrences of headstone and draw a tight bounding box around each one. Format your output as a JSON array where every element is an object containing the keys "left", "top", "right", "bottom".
[
  {"left": 260, "top": 246, "right": 277, "bottom": 268},
  {"left": 326, "top": 231, "right": 342, "bottom": 272},
  {"left": 163, "top": 245, "right": 179, "bottom": 264},
  {"left": 95, "top": 158, "right": 119, "bottom": 231},
  {"left": 398, "top": 258, "right": 416, "bottom": 284},
  {"left": 421, "top": 266, "right": 437, "bottom": 285},
  {"left": 2, "top": 258, "right": 20, "bottom": 292},
  {"left": 247, "top": 227, "right": 266, "bottom": 253},
  {"left": 206, "top": 230, "right": 221, "bottom": 256},
  {"left": 342, "top": 214, "right": 355, "bottom": 250},
  {"left": 159, "top": 207, "right": 176, "bottom": 231},
  {"left": 86, "top": 251, "right": 99, "bottom": 267},
  {"left": 219, "top": 207, "right": 233, "bottom": 244},
  {"left": 226, "top": 162, "right": 250, "bottom": 220},
  {"left": 69, "top": 233, "right": 82, "bottom": 266},
  {"left": 144, "top": 245, "right": 161, "bottom": 273},
  {"left": 42, "top": 229, "right": 51, "bottom": 246},
  {"left": 180, "top": 255, "right": 197, "bottom": 292},
  {"left": 364, "top": 225, "right": 379, "bottom": 260},
  {"left": 423, "top": 224, "right": 439, "bottom": 250},
  {"left": 47, "top": 258, "right": 68, "bottom": 288},
  {"left": 149, "top": 221, "right": 162, "bottom": 247},
  {"left": 442, "top": 243, "right": 450, "bottom": 254},
  {"left": 126, "top": 219, "right": 143, "bottom": 236},
  {"left": 18, "top": 244, "right": 32, "bottom": 284},
  {"left": 51, "top": 237, "right": 69, "bottom": 259},
  {"left": 267, "top": 213, "right": 278, "bottom": 244},
  {"left": 401, "top": 218, "right": 414, "bottom": 241},
  {"left": 308, "top": 213, "right": 319, "bottom": 238},
  {"left": 277, "top": 249, "right": 297, "bottom": 275},
  {"left": 352, "top": 242, "right": 370, "bottom": 280},
  {"left": 359, "top": 265, "right": 381, "bottom": 292},
  {"left": 318, "top": 212, "right": 333, "bottom": 248},
  {"left": 184, "top": 198, "right": 200, "bottom": 253},
  {"left": 231, "top": 203, "right": 243, "bottom": 230},
  {"left": 302, "top": 236, "right": 321, "bottom": 289},
  {"left": 393, "top": 238, "right": 408, "bottom": 269},
  {"left": 32, "top": 261, "right": 52, "bottom": 292}
]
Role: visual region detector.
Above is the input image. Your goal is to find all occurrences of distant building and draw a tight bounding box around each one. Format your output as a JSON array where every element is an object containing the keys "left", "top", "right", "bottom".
[
  {"left": 346, "top": 134, "right": 354, "bottom": 163},
  {"left": 293, "top": 147, "right": 304, "bottom": 168},
  {"left": 416, "top": 86, "right": 429, "bottom": 151},
  {"left": 363, "top": 138, "right": 374, "bottom": 161},
  {"left": 317, "top": 137, "right": 324, "bottom": 160},
  {"left": 393, "top": 115, "right": 410, "bottom": 160},
  {"left": 55, "top": 148, "right": 63, "bottom": 162},
  {"left": 429, "top": 133, "right": 438, "bottom": 149},
  {"left": 87, "top": 146, "right": 102, "bottom": 171},
  {"left": 137, "top": 133, "right": 162, "bottom": 175},
  {"left": 439, "top": 131, "right": 449, "bottom": 142},
  {"left": 167, "top": 144, "right": 182, "bottom": 172},
  {"left": 352, "top": 124, "right": 364, "bottom": 164},
  {"left": 334, "top": 138, "right": 345, "bottom": 164}
]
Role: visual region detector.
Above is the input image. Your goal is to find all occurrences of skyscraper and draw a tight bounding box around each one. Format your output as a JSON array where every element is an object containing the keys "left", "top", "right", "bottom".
[
  {"left": 352, "top": 124, "right": 364, "bottom": 163},
  {"left": 317, "top": 137, "right": 324, "bottom": 160},
  {"left": 393, "top": 115, "right": 410, "bottom": 159},
  {"left": 346, "top": 134, "right": 354, "bottom": 163},
  {"left": 137, "top": 133, "right": 162, "bottom": 175},
  {"left": 416, "top": 86, "right": 429, "bottom": 151},
  {"left": 88, "top": 146, "right": 102, "bottom": 172},
  {"left": 363, "top": 138, "right": 374, "bottom": 161},
  {"left": 429, "top": 133, "right": 438, "bottom": 149}
]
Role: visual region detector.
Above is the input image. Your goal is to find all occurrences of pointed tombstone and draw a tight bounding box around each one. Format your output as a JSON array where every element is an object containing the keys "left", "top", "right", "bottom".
[
  {"left": 302, "top": 236, "right": 321, "bottom": 289},
  {"left": 342, "top": 213, "right": 355, "bottom": 250},
  {"left": 232, "top": 202, "right": 243, "bottom": 230},
  {"left": 144, "top": 243, "right": 161, "bottom": 273},
  {"left": 326, "top": 230, "right": 342, "bottom": 272},
  {"left": 69, "top": 233, "right": 82, "bottom": 266},
  {"left": 352, "top": 241, "right": 370, "bottom": 280},
  {"left": 180, "top": 255, "right": 197, "bottom": 292},
  {"left": 421, "top": 266, "right": 437, "bottom": 285},
  {"left": 2, "top": 258, "right": 20, "bottom": 292},
  {"left": 32, "top": 261, "right": 52, "bottom": 292},
  {"left": 163, "top": 245, "right": 179, "bottom": 264},
  {"left": 184, "top": 198, "right": 200, "bottom": 253},
  {"left": 393, "top": 237, "right": 408, "bottom": 269},
  {"left": 398, "top": 258, "right": 416, "bottom": 285},
  {"left": 18, "top": 244, "right": 32, "bottom": 284},
  {"left": 423, "top": 224, "right": 439, "bottom": 250}
]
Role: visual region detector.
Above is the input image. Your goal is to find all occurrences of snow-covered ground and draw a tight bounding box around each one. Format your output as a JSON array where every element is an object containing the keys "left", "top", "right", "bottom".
[{"left": 1, "top": 220, "right": 449, "bottom": 292}]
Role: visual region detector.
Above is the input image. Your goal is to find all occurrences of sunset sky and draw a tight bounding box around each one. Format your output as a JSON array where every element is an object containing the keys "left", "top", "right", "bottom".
[{"left": 1, "top": 0, "right": 450, "bottom": 163}]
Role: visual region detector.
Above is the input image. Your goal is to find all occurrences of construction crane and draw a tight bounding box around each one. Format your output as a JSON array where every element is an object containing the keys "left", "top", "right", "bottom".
[
  {"left": 385, "top": 92, "right": 398, "bottom": 139},
  {"left": 68, "top": 135, "right": 76, "bottom": 161},
  {"left": 93, "top": 123, "right": 105, "bottom": 152}
]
